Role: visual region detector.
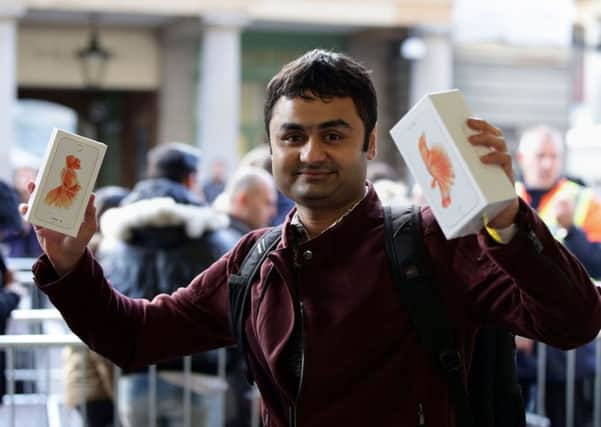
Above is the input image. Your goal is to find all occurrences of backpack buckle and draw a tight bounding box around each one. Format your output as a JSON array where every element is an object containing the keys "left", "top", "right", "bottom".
[
  {"left": 404, "top": 264, "right": 419, "bottom": 279},
  {"left": 439, "top": 350, "right": 462, "bottom": 373}
]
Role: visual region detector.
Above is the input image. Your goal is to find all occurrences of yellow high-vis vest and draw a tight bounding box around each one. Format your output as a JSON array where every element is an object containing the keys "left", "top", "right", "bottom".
[{"left": 516, "top": 178, "right": 597, "bottom": 242}]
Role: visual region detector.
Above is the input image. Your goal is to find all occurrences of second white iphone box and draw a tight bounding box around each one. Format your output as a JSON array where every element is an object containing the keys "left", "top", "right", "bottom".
[
  {"left": 389, "top": 89, "right": 516, "bottom": 239},
  {"left": 25, "top": 129, "right": 107, "bottom": 237}
]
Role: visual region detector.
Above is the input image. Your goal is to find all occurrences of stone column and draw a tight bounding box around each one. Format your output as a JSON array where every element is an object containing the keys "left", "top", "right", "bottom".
[
  {"left": 407, "top": 28, "right": 453, "bottom": 106},
  {"left": 159, "top": 19, "right": 200, "bottom": 146},
  {"left": 195, "top": 15, "right": 245, "bottom": 180},
  {"left": 0, "top": 4, "right": 24, "bottom": 183}
]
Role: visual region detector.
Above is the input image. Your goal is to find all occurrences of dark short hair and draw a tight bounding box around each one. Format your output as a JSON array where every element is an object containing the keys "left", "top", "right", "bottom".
[
  {"left": 146, "top": 143, "right": 201, "bottom": 183},
  {"left": 264, "top": 49, "right": 377, "bottom": 151}
]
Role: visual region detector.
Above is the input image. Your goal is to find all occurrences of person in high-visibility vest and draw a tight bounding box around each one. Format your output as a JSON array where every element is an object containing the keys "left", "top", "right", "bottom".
[{"left": 515, "top": 125, "right": 601, "bottom": 427}]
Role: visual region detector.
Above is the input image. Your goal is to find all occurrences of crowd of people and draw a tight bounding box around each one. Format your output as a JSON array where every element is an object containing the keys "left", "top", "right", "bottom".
[
  {"left": 0, "top": 141, "right": 284, "bottom": 426},
  {"left": 0, "top": 49, "right": 600, "bottom": 427}
]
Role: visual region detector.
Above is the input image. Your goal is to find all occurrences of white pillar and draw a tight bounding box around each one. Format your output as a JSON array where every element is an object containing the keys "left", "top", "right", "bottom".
[
  {"left": 196, "top": 15, "right": 244, "bottom": 180},
  {"left": 159, "top": 20, "right": 200, "bottom": 145},
  {"left": 408, "top": 29, "right": 453, "bottom": 105},
  {"left": 0, "top": 4, "right": 24, "bottom": 183},
  {"left": 583, "top": 21, "right": 601, "bottom": 125}
]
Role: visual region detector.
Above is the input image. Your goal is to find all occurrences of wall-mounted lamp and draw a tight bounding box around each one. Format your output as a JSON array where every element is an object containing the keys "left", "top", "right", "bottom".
[
  {"left": 77, "top": 16, "right": 111, "bottom": 89},
  {"left": 400, "top": 36, "right": 427, "bottom": 61}
]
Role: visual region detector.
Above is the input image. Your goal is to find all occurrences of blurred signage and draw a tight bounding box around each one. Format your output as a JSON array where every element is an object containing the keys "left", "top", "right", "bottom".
[
  {"left": 17, "top": 26, "right": 160, "bottom": 90},
  {"left": 452, "top": 0, "right": 573, "bottom": 48}
]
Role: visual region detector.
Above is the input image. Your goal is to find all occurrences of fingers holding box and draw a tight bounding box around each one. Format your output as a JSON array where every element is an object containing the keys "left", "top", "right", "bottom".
[
  {"left": 466, "top": 119, "right": 515, "bottom": 185},
  {"left": 466, "top": 117, "right": 503, "bottom": 137},
  {"left": 478, "top": 150, "right": 515, "bottom": 185}
]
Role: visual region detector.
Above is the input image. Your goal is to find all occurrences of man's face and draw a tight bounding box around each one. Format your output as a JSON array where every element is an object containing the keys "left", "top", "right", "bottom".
[
  {"left": 519, "top": 135, "right": 562, "bottom": 189},
  {"left": 246, "top": 182, "right": 277, "bottom": 229},
  {"left": 268, "top": 95, "right": 376, "bottom": 211}
]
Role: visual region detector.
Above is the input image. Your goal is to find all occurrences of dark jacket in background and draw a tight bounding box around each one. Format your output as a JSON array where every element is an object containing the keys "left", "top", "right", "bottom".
[
  {"left": 221, "top": 215, "right": 252, "bottom": 244},
  {"left": 3, "top": 230, "right": 43, "bottom": 258},
  {"left": 0, "top": 180, "right": 43, "bottom": 258},
  {"left": 96, "top": 178, "right": 237, "bottom": 373},
  {"left": 0, "top": 182, "right": 22, "bottom": 237},
  {"left": 272, "top": 191, "right": 295, "bottom": 226}
]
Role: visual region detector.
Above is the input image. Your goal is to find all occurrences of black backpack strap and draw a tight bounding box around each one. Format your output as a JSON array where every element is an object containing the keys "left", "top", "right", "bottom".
[
  {"left": 383, "top": 205, "right": 474, "bottom": 427},
  {"left": 228, "top": 226, "right": 282, "bottom": 383},
  {"left": 468, "top": 327, "right": 526, "bottom": 427}
]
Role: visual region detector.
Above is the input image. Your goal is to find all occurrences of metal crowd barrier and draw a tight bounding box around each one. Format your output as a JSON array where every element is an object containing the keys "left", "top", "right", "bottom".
[
  {"left": 5, "top": 257, "right": 46, "bottom": 309},
  {"left": 3, "top": 309, "right": 601, "bottom": 427},
  {"left": 533, "top": 341, "right": 601, "bottom": 427},
  {"left": 0, "top": 309, "right": 239, "bottom": 427},
  {"left": 4, "top": 258, "right": 601, "bottom": 426}
]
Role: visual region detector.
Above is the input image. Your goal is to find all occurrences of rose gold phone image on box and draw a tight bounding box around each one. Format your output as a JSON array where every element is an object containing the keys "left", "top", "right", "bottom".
[
  {"left": 418, "top": 133, "right": 455, "bottom": 208},
  {"left": 396, "top": 105, "right": 479, "bottom": 233},
  {"left": 44, "top": 154, "right": 82, "bottom": 209},
  {"left": 25, "top": 129, "right": 106, "bottom": 237}
]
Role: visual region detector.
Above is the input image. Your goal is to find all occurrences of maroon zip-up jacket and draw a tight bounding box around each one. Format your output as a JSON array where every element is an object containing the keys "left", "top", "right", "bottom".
[{"left": 33, "top": 186, "right": 601, "bottom": 426}]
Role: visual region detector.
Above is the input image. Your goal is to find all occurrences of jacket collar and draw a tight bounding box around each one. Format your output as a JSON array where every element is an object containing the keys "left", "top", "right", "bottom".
[{"left": 280, "top": 181, "right": 382, "bottom": 251}]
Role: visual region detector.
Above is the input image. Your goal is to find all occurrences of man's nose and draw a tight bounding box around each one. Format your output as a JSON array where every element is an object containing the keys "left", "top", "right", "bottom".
[
  {"left": 540, "top": 156, "right": 554, "bottom": 169},
  {"left": 300, "top": 137, "right": 327, "bottom": 163}
]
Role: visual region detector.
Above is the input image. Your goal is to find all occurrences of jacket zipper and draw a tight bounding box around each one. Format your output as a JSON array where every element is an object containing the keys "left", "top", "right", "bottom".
[
  {"left": 417, "top": 402, "right": 425, "bottom": 426},
  {"left": 289, "top": 266, "right": 306, "bottom": 427}
]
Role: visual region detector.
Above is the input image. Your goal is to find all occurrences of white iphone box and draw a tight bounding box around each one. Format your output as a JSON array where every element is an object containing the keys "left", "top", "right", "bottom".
[
  {"left": 389, "top": 89, "right": 516, "bottom": 239},
  {"left": 25, "top": 129, "right": 107, "bottom": 237}
]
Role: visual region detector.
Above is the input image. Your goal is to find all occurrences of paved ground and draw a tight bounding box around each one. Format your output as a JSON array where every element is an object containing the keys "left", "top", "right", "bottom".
[{"left": 0, "top": 399, "right": 83, "bottom": 427}]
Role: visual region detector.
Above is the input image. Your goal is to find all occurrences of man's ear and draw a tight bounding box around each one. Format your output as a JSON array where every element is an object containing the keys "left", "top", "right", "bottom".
[
  {"left": 516, "top": 151, "right": 523, "bottom": 165},
  {"left": 237, "top": 192, "right": 249, "bottom": 208},
  {"left": 367, "top": 127, "right": 377, "bottom": 160},
  {"left": 183, "top": 174, "right": 196, "bottom": 190}
]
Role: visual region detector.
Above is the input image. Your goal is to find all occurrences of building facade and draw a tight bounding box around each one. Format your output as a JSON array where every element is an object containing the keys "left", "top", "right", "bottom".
[{"left": 1, "top": 0, "right": 598, "bottom": 188}]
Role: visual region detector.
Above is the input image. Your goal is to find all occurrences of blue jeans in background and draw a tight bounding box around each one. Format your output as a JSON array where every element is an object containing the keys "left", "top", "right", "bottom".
[{"left": 118, "top": 373, "right": 224, "bottom": 427}]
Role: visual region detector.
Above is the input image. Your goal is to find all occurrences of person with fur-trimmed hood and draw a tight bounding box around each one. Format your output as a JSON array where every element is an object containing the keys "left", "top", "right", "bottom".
[{"left": 96, "top": 143, "right": 236, "bottom": 427}]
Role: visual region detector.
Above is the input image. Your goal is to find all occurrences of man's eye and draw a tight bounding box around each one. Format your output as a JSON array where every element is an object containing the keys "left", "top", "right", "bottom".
[
  {"left": 323, "top": 133, "right": 343, "bottom": 142},
  {"left": 283, "top": 134, "right": 305, "bottom": 144}
]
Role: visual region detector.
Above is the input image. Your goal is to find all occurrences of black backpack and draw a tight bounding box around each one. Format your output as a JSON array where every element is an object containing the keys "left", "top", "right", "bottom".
[{"left": 228, "top": 205, "right": 526, "bottom": 427}]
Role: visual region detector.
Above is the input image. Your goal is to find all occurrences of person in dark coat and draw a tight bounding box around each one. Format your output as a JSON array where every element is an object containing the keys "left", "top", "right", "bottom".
[{"left": 95, "top": 143, "right": 237, "bottom": 427}]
